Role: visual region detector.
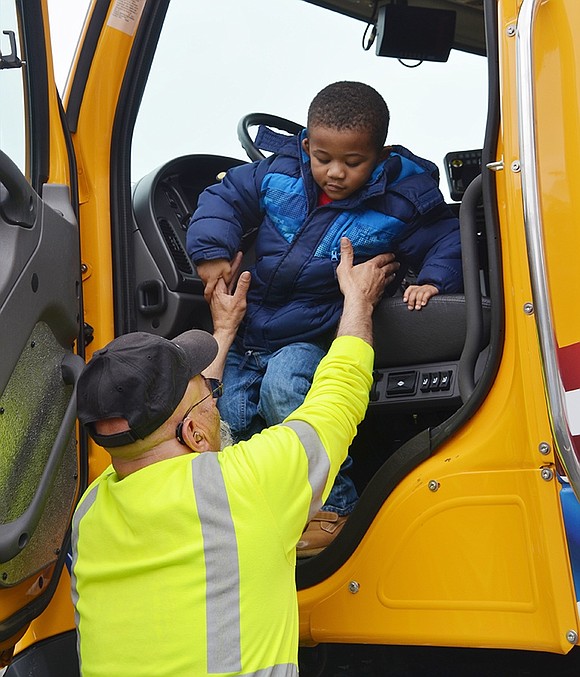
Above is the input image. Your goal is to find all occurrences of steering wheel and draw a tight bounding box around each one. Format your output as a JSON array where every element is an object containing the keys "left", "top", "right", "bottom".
[{"left": 237, "top": 113, "right": 304, "bottom": 161}]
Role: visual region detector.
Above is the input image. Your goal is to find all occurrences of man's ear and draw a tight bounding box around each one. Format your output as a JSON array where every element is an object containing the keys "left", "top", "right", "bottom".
[
  {"left": 301, "top": 137, "right": 310, "bottom": 156},
  {"left": 181, "top": 419, "right": 211, "bottom": 453}
]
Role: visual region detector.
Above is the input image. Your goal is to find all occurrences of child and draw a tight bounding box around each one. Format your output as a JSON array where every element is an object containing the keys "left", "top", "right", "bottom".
[{"left": 186, "top": 81, "right": 462, "bottom": 556}]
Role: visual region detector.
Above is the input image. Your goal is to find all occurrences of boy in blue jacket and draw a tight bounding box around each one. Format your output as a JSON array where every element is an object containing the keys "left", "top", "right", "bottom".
[{"left": 186, "top": 81, "right": 462, "bottom": 556}]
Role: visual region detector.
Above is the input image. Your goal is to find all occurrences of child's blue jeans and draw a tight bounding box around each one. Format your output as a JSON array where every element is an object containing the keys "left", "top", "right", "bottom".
[{"left": 218, "top": 341, "right": 359, "bottom": 515}]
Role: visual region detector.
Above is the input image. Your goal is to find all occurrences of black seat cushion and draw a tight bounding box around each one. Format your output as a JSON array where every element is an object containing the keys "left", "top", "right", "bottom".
[{"left": 373, "top": 294, "right": 491, "bottom": 368}]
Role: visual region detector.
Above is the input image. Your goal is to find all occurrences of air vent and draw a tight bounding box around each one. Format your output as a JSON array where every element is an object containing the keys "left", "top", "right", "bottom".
[{"left": 157, "top": 218, "right": 194, "bottom": 274}]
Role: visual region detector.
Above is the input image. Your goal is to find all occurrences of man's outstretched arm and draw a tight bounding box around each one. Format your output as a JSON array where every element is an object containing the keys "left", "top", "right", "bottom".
[{"left": 336, "top": 237, "right": 399, "bottom": 344}]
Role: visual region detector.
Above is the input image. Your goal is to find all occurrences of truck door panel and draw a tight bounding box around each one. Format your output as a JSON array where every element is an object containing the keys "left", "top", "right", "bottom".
[{"left": 0, "top": 0, "right": 82, "bottom": 660}]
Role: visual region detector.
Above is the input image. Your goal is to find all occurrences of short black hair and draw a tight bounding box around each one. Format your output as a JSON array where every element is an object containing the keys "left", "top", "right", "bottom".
[{"left": 307, "top": 81, "right": 390, "bottom": 149}]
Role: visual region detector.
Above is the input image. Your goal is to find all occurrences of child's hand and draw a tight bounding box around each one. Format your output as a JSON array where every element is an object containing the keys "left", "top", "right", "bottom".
[
  {"left": 403, "top": 284, "right": 439, "bottom": 310},
  {"left": 196, "top": 253, "right": 243, "bottom": 302}
]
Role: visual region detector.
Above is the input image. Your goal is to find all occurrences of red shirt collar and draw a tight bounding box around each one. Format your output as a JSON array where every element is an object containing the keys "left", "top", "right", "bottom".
[{"left": 318, "top": 191, "right": 333, "bottom": 207}]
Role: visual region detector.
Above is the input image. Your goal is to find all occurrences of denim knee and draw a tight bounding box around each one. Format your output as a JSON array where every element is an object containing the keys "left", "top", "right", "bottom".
[
  {"left": 259, "top": 343, "right": 326, "bottom": 425},
  {"left": 219, "top": 347, "right": 264, "bottom": 440}
]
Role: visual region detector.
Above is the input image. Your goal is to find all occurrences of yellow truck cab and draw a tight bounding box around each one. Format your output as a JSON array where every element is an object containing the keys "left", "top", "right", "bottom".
[{"left": 2, "top": 0, "right": 580, "bottom": 673}]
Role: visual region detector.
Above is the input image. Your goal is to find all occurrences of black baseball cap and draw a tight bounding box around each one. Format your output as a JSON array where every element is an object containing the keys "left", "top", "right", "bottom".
[{"left": 77, "top": 330, "right": 218, "bottom": 447}]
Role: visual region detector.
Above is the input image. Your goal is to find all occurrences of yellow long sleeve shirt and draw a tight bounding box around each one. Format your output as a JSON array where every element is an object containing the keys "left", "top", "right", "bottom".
[{"left": 71, "top": 335, "right": 373, "bottom": 676}]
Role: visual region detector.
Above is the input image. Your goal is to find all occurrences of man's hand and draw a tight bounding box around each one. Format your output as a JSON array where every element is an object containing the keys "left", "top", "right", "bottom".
[
  {"left": 210, "top": 271, "right": 251, "bottom": 339},
  {"left": 337, "top": 237, "right": 398, "bottom": 308},
  {"left": 336, "top": 238, "right": 399, "bottom": 345},
  {"left": 204, "top": 268, "right": 251, "bottom": 380},
  {"left": 403, "top": 284, "right": 439, "bottom": 310}
]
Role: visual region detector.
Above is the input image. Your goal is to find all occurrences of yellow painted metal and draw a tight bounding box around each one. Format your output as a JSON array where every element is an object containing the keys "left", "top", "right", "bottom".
[
  {"left": 299, "top": 0, "right": 580, "bottom": 653},
  {"left": 300, "top": 465, "right": 576, "bottom": 652},
  {"left": 0, "top": 565, "right": 56, "bottom": 655},
  {"left": 15, "top": 569, "right": 76, "bottom": 654},
  {"left": 71, "top": 1, "right": 133, "bottom": 358},
  {"left": 532, "top": 1, "right": 580, "bottom": 350},
  {"left": 39, "top": 1, "right": 71, "bottom": 186},
  {"left": 68, "top": 1, "right": 147, "bottom": 481},
  {"left": 299, "top": 339, "right": 578, "bottom": 651}
]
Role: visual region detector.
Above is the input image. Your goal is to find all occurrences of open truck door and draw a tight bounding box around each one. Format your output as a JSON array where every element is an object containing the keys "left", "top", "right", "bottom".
[{"left": 0, "top": 0, "right": 83, "bottom": 668}]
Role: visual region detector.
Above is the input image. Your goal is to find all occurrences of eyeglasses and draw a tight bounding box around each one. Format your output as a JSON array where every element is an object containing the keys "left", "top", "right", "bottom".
[{"left": 175, "top": 377, "right": 223, "bottom": 445}]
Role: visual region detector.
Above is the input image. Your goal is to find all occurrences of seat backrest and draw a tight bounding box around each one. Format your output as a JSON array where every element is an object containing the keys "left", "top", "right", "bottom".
[{"left": 372, "top": 294, "right": 491, "bottom": 369}]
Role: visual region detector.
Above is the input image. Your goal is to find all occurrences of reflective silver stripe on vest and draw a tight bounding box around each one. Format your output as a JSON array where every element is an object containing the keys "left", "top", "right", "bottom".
[
  {"left": 240, "top": 663, "right": 298, "bottom": 676},
  {"left": 282, "top": 420, "right": 330, "bottom": 521},
  {"left": 192, "top": 453, "right": 242, "bottom": 674},
  {"left": 70, "top": 483, "right": 100, "bottom": 675}
]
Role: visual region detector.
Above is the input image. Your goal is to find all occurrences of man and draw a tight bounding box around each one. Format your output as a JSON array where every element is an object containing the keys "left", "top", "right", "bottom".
[{"left": 71, "top": 238, "right": 397, "bottom": 677}]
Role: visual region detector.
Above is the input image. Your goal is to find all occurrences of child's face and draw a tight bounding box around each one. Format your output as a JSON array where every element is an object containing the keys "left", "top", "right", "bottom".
[{"left": 302, "top": 125, "right": 385, "bottom": 201}]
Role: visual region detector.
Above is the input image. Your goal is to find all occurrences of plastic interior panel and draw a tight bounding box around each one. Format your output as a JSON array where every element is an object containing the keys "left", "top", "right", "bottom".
[{"left": 0, "top": 323, "right": 78, "bottom": 586}]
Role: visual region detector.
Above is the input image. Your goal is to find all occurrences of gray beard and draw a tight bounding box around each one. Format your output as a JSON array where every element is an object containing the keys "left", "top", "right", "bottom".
[{"left": 219, "top": 419, "right": 235, "bottom": 450}]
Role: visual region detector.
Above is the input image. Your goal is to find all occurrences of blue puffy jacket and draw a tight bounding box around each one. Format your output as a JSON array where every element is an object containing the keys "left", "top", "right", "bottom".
[{"left": 186, "top": 129, "right": 462, "bottom": 352}]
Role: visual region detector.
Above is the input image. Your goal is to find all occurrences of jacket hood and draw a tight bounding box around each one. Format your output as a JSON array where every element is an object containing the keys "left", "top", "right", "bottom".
[{"left": 254, "top": 125, "right": 304, "bottom": 158}]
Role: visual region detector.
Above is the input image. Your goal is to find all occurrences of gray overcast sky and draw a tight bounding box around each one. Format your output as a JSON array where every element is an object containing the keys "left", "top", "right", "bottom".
[{"left": 47, "top": 0, "right": 488, "bottom": 200}]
